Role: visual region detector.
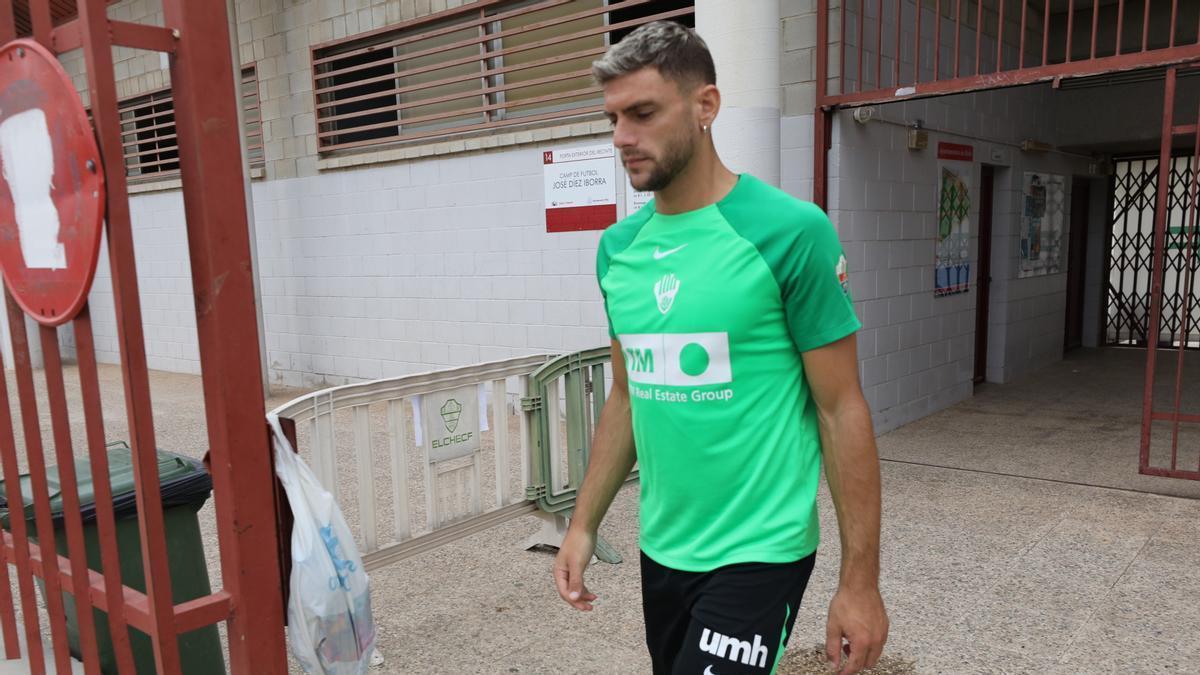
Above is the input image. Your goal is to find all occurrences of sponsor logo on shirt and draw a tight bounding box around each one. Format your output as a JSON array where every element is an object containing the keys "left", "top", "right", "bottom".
[
  {"left": 836, "top": 254, "right": 850, "bottom": 295},
  {"left": 699, "top": 628, "right": 769, "bottom": 669},
  {"left": 620, "top": 332, "right": 731, "bottom": 386},
  {"left": 619, "top": 332, "right": 735, "bottom": 403}
]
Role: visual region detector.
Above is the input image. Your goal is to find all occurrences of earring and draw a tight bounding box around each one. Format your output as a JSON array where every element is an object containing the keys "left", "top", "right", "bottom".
[{"left": 702, "top": 124, "right": 709, "bottom": 133}]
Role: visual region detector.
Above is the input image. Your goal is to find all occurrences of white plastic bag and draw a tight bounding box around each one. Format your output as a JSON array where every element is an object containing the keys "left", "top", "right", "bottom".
[{"left": 269, "top": 414, "right": 377, "bottom": 675}]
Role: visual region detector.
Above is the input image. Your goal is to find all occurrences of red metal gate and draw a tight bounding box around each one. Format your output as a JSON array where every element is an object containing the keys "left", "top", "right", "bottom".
[
  {"left": 812, "top": 1, "right": 1200, "bottom": 482},
  {"left": 1141, "top": 64, "right": 1200, "bottom": 481},
  {"left": 0, "top": 0, "right": 287, "bottom": 672}
]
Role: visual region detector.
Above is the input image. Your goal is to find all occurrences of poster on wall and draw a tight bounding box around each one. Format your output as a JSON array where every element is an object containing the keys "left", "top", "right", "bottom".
[
  {"left": 543, "top": 144, "right": 617, "bottom": 232},
  {"left": 1019, "top": 172, "right": 1066, "bottom": 277},
  {"left": 935, "top": 162, "right": 972, "bottom": 297}
]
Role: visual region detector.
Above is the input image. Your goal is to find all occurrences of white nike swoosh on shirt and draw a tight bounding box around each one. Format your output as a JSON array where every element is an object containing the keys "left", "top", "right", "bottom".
[
  {"left": 653, "top": 244, "right": 688, "bottom": 260},
  {"left": 703, "top": 666, "right": 719, "bottom": 675}
]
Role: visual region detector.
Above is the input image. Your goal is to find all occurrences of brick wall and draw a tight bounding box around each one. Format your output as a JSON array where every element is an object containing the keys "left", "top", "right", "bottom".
[
  {"left": 780, "top": 0, "right": 822, "bottom": 203},
  {"left": 57, "top": 0, "right": 170, "bottom": 106},
  {"left": 781, "top": 0, "right": 821, "bottom": 119}
]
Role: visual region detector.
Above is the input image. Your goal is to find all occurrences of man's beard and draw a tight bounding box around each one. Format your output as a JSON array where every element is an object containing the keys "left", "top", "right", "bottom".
[{"left": 628, "top": 129, "right": 696, "bottom": 192}]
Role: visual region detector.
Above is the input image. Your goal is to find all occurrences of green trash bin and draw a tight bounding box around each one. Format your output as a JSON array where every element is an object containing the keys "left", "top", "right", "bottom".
[{"left": 0, "top": 441, "right": 225, "bottom": 675}]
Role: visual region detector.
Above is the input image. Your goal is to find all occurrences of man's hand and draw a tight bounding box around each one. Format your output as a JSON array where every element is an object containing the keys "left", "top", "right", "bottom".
[
  {"left": 802, "top": 334, "right": 887, "bottom": 673},
  {"left": 554, "top": 526, "right": 598, "bottom": 611},
  {"left": 550, "top": 340, "right": 636, "bottom": 613},
  {"left": 825, "top": 586, "right": 889, "bottom": 674}
]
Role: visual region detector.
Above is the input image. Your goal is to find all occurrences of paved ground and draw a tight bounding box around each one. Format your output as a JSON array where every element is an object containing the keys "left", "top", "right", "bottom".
[
  {"left": 2, "top": 347, "right": 1199, "bottom": 673},
  {"left": 338, "top": 347, "right": 1200, "bottom": 674},
  {"left": 881, "top": 347, "right": 1200, "bottom": 500}
]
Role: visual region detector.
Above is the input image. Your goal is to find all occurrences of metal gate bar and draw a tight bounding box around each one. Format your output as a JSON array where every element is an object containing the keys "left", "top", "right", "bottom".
[
  {"left": 1141, "top": 66, "right": 1175, "bottom": 477},
  {"left": 158, "top": 0, "right": 289, "bottom": 664},
  {"left": 1168, "top": 102, "right": 1200, "bottom": 472},
  {"left": 4, "top": 291, "right": 75, "bottom": 674},
  {"left": 1141, "top": 64, "right": 1200, "bottom": 481},
  {"left": 0, "top": 314, "right": 42, "bottom": 671},
  {"left": 75, "top": 0, "right": 182, "bottom": 668},
  {"left": 38, "top": 321, "right": 105, "bottom": 672},
  {"left": 73, "top": 309, "right": 137, "bottom": 673},
  {"left": 1168, "top": 112, "right": 1198, "bottom": 465},
  {"left": 821, "top": 0, "right": 1200, "bottom": 106},
  {"left": 0, "top": 0, "right": 288, "bottom": 670},
  {"left": 0, "top": 461, "right": 15, "bottom": 662}
]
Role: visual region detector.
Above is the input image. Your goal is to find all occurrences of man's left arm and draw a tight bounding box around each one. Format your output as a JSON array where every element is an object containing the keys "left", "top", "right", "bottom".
[{"left": 801, "top": 333, "right": 888, "bottom": 675}]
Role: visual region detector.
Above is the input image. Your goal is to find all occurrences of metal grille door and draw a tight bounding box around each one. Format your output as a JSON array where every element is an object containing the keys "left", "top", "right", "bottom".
[{"left": 1108, "top": 156, "right": 1200, "bottom": 349}]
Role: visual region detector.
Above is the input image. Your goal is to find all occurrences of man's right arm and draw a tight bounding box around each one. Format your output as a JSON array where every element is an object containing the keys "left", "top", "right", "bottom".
[{"left": 553, "top": 339, "right": 636, "bottom": 611}]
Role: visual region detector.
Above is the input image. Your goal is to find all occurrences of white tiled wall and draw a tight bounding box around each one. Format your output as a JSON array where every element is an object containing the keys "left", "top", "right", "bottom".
[
  {"left": 985, "top": 156, "right": 1091, "bottom": 384},
  {"left": 252, "top": 141, "right": 614, "bottom": 388},
  {"left": 781, "top": 115, "right": 816, "bottom": 202},
  {"left": 824, "top": 85, "right": 1093, "bottom": 432},
  {"left": 81, "top": 138, "right": 619, "bottom": 387},
  {"left": 828, "top": 106, "right": 973, "bottom": 433},
  {"left": 65, "top": 192, "right": 203, "bottom": 374}
]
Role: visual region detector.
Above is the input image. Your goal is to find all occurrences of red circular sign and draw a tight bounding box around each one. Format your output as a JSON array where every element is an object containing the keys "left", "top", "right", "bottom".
[{"left": 0, "top": 39, "right": 105, "bottom": 326}]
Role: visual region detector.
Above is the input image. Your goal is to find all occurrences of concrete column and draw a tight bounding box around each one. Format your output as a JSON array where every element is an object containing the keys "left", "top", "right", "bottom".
[
  {"left": 696, "top": 0, "right": 781, "bottom": 187},
  {"left": 229, "top": 0, "right": 270, "bottom": 396},
  {"left": 1082, "top": 176, "right": 1109, "bottom": 348}
]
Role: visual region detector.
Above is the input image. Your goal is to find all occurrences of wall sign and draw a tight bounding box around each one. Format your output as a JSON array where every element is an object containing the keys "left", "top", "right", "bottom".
[
  {"left": 422, "top": 385, "right": 480, "bottom": 463},
  {"left": 937, "top": 142, "right": 974, "bottom": 162},
  {"left": 543, "top": 144, "right": 617, "bottom": 232}
]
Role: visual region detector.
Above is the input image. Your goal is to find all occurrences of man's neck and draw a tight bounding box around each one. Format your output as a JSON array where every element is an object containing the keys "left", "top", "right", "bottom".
[{"left": 654, "top": 149, "right": 739, "bottom": 215}]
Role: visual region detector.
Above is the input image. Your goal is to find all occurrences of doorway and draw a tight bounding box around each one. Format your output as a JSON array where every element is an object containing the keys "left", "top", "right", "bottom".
[
  {"left": 974, "top": 165, "right": 996, "bottom": 384},
  {"left": 1064, "top": 177, "right": 1091, "bottom": 351}
]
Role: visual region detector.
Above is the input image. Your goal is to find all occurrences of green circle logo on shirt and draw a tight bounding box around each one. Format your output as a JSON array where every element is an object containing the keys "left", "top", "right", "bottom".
[{"left": 679, "top": 342, "right": 710, "bottom": 377}]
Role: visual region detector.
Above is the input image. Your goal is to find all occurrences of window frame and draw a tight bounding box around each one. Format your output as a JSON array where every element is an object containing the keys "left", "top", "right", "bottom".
[
  {"left": 310, "top": 0, "right": 695, "bottom": 154},
  {"left": 118, "top": 64, "right": 265, "bottom": 182}
]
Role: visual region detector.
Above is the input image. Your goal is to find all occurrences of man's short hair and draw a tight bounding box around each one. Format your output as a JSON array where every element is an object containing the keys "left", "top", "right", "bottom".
[{"left": 592, "top": 21, "right": 716, "bottom": 90}]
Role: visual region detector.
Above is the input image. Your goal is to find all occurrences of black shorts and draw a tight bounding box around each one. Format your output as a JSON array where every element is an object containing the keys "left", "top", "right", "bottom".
[{"left": 640, "top": 551, "right": 817, "bottom": 675}]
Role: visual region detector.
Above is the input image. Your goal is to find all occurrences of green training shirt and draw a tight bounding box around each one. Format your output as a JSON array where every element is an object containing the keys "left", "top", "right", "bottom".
[{"left": 596, "top": 174, "right": 860, "bottom": 572}]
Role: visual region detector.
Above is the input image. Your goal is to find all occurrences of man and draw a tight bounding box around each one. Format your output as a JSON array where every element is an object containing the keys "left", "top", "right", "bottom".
[{"left": 552, "top": 21, "right": 888, "bottom": 675}]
